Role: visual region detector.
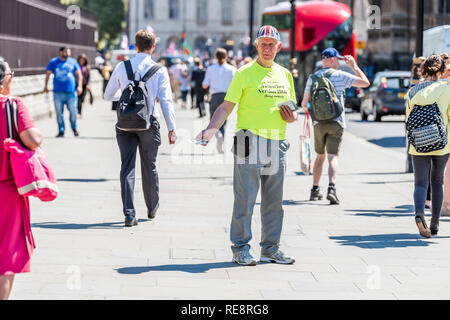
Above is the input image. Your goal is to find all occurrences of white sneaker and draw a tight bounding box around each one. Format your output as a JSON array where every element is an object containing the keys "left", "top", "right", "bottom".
[
  {"left": 232, "top": 251, "right": 257, "bottom": 266},
  {"left": 260, "top": 250, "right": 295, "bottom": 264}
]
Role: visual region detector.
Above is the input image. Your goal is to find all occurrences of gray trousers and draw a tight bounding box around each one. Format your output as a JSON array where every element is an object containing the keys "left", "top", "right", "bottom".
[
  {"left": 116, "top": 117, "right": 161, "bottom": 217},
  {"left": 230, "top": 130, "right": 290, "bottom": 255}
]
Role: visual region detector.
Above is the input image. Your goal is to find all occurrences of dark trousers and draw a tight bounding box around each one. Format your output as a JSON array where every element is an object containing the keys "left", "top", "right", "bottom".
[
  {"left": 196, "top": 89, "right": 205, "bottom": 117},
  {"left": 77, "top": 84, "right": 87, "bottom": 115},
  {"left": 116, "top": 118, "right": 161, "bottom": 217},
  {"left": 210, "top": 93, "right": 227, "bottom": 137},
  {"left": 412, "top": 154, "right": 450, "bottom": 219}
]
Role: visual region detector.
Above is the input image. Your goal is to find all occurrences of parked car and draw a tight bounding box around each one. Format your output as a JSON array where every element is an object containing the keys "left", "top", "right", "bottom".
[
  {"left": 314, "top": 61, "right": 363, "bottom": 112},
  {"left": 360, "top": 71, "right": 411, "bottom": 122}
]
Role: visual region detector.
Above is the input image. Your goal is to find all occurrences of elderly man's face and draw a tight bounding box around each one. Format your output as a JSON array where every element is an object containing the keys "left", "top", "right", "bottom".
[{"left": 255, "top": 37, "right": 281, "bottom": 63}]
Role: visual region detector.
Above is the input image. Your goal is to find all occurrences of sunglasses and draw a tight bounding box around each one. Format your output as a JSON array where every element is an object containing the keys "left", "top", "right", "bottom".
[{"left": 322, "top": 56, "right": 345, "bottom": 60}]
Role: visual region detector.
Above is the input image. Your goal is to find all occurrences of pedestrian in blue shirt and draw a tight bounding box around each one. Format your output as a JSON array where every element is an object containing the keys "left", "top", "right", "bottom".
[{"left": 44, "top": 47, "right": 83, "bottom": 137}]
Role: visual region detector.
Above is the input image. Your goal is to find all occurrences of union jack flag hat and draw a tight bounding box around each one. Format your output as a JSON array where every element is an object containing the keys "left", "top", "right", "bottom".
[{"left": 256, "top": 25, "right": 281, "bottom": 41}]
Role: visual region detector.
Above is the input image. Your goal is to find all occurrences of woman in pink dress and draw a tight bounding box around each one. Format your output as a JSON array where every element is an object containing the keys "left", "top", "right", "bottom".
[{"left": 0, "top": 58, "right": 42, "bottom": 300}]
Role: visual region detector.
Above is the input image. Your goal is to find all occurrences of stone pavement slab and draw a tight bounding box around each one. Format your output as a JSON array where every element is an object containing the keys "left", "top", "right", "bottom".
[{"left": 8, "top": 98, "right": 450, "bottom": 300}]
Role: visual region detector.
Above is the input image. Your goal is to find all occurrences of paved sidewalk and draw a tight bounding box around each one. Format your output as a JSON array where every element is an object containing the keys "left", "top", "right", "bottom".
[{"left": 9, "top": 99, "right": 450, "bottom": 300}]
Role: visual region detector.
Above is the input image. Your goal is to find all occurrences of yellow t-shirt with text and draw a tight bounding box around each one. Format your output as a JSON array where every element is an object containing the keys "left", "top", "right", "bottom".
[{"left": 224, "top": 61, "right": 296, "bottom": 140}]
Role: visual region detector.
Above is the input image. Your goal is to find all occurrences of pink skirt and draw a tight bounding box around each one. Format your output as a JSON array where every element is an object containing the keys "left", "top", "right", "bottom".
[{"left": 0, "top": 180, "right": 35, "bottom": 275}]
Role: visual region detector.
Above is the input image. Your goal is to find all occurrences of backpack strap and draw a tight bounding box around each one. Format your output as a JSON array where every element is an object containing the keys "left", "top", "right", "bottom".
[
  {"left": 124, "top": 60, "right": 134, "bottom": 81},
  {"left": 141, "top": 64, "right": 162, "bottom": 83},
  {"left": 323, "top": 69, "right": 335, "bottom": 78}
]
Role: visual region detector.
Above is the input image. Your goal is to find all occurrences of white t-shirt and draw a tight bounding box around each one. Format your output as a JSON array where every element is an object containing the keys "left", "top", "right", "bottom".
[
  {"left": 169, "top": 63, "right": 185, "bottom": 81},
  {"left": 203, "top": 63, "right": 236, "bottom": 95}
]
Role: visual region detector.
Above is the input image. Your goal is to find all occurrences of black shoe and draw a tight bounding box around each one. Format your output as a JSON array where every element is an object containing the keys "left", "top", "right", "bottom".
[
  {"left": 415, "top": 212, "right": 431, "bottom": 238},
  {"left": 73, "top": 129, "right": 79, "bottom": 137},
  {"left": 148, "top": 203, "right": 159, "bottom": 220},
  {"left": 430, "top": 217, "right": 439, "bottom": 236},
  {"left": 56, "top": 132, "right": 64, "bottom": 138},
  {"left": 124, "top": 216, "right": 138, "bottom": 227},
  {"left": 327, "top": 187, "right": 340, "bottom": 205},
  {"left": 310, "top": 187, "right": 323, "bottom": 201}
]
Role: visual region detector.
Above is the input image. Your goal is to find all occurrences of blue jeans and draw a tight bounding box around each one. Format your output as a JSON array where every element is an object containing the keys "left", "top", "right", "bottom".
[{"left": 53, "top": 92, "right": 78, "bottom": 133}]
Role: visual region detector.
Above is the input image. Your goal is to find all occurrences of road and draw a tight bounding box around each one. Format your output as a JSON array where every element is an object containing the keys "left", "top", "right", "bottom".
[{"left": 345, "top": 111, "right": 407, "bottom": 155}]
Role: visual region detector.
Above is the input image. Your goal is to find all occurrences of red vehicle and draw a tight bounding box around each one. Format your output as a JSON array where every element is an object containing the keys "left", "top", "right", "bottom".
[{"left": 262, "top": 1, "right": 356, "bottom": 100}]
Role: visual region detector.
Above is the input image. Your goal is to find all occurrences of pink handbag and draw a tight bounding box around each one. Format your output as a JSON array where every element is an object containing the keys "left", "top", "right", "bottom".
[{"left": 3, "top": 99, "right": 58, "bottom": 201}]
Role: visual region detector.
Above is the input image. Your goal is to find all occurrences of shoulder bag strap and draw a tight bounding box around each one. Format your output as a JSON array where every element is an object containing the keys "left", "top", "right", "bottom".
[
  {"left": 124, "top": 60, "right": 134, "bottom": 81},
  {"left": 5, "top": 99, "right": 13, "bottom": 139},
  {"left": 5, "top": 98, "right": 19, "bottom": 140}
]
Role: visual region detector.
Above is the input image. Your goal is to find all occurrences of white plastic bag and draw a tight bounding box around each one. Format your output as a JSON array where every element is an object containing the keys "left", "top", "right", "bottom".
[{"left": 299, "top": 113, "right": 312, "bottom": 175}]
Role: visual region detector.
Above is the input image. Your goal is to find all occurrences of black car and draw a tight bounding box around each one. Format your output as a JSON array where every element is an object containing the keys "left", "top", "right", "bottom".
[{"left": 360, "top": 71, "right": 411, "bottom": 122}]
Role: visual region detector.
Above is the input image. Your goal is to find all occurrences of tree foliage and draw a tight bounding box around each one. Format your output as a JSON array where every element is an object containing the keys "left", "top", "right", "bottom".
[{"left": 61, "top": 0, "right": 126, "bottom": 44}]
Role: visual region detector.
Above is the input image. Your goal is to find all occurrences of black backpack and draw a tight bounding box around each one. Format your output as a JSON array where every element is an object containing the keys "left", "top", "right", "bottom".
[
  {"left": 116, "top": 60, "right": 161, "bottom": 131},
  {"left": 406, "top": 102, "right": 447, "bottom": 153}
]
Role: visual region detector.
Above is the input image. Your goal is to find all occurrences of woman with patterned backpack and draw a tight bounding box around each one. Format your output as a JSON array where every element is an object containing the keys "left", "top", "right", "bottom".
[{"left": 405, "top": 54, "right": 450, "bottom": 238}]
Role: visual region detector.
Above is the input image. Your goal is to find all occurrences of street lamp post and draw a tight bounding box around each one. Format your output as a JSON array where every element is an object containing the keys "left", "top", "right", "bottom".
[
  {"left": 249, "top": 0, "right": 255, "bottom": 57},
  {"left": 289, "top": 0, "right": 299, "bottom": 102},
  {"left": 290, "top": 0, "right": 295, "bottom": 59},
  {"left": 406, "top": 0, "right": 424, "bottom": 173}
]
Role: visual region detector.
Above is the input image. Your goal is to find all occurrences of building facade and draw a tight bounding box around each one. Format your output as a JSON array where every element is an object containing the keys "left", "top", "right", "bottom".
[
  {"left": 338, "top": 0, "right": 450, "bottom": 71},
  {"left": 128, "top": 0, "right": 283, "bottom": 57}
]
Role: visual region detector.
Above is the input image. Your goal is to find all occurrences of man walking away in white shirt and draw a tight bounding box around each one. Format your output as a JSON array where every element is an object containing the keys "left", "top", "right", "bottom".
[
  {"left": 203, "top": 48, "right": 236, "bottom": 153},
  {"left": 104, "top": 29, "right": 177, "bottom": 227}
]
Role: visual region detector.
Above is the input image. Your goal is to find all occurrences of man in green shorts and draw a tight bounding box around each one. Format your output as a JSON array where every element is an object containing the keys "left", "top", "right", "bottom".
[
  {"left": 301, "top": 48, "right": 370, "bottom": 205},
  {"left": 196, "top": 25, "right": 297, "bottom": 266}
]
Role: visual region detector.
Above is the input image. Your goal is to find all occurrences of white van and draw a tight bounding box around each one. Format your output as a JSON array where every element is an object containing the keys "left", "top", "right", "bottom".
[{"left": 423, "top": 25, "right": 450, "bottom": 57}]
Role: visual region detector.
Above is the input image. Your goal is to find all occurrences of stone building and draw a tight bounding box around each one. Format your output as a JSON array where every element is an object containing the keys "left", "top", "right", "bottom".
[
  {"left": 338, "top": 0, "right": 450, "bottom": 70},
  {"left": 127, "top": 0, "right": 283, "bottom": 57}
]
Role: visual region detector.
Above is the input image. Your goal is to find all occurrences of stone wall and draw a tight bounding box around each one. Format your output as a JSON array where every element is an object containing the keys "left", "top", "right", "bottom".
[{"left": 9, "top": 70, "right": 104, "bottom": 120}]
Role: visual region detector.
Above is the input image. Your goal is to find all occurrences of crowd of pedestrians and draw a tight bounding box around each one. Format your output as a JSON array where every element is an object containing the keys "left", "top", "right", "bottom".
[{"left": 0, "top": 23, "right": 449, "bottom": 299}]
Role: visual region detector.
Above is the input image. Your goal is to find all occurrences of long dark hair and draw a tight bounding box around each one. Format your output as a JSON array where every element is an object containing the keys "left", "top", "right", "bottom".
[
  {"left": 420, "top": 54, "right": 445, "bottom": 79},
  {"left": 77, "top": 54, "right": 90, "bottom": 68}
]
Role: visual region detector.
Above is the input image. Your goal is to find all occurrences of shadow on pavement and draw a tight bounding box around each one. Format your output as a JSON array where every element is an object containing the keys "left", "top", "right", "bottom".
[
  {"left": 58, "top": 178, "right": 113, "bottom": 183},
  {"left": 346, "top": 205, "right": 414, "bottom": 217},
  {"left": 254, "top": 200, "right": 330, "bottom": 206},
  {"left": 116, "top": 262, "right": 240, "bottom": 274},
  {"left": 340, "top": 172, "right": 407, "bottom": 176},
  {"left": 364, "top": 180, "right": 413, "bottom": 185},
  {"left": 329, "top": 233, "right": 445, "bottom": 249},
  {"left": 32, "top": 219, "right": 148, "bottom": 229},
  {"left": 368, "top": 136, "right": 406, "bottom": 148},
  {"left": 44, "top": 136, "right": 115, "bottom": 141}
]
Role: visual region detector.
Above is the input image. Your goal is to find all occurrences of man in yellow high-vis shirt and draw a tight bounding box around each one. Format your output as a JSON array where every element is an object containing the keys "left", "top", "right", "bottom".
[{"left": 196, "top": 25, "right": 297, "bottom": 266}]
